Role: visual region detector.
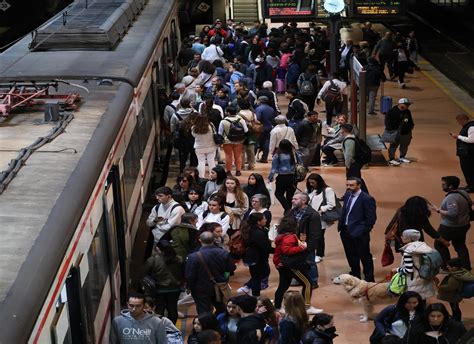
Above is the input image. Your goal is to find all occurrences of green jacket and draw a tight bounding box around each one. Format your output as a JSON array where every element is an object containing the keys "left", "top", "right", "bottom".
[
  {"left": 437, "top": 269, "right": 474, "bottom": 303},
  {"left": 169, "top": 223, "right": 198, "bottom": 259},
  {"left": 144, "top": 255, "right": 184, "bottom": 291}
]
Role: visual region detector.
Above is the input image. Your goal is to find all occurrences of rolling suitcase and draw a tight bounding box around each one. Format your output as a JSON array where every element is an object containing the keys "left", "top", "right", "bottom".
[
  {"left": 380, "top": 82, "right": 392, "bottom": 114},
  {"left": 276, "top": 79, "right": 286, "bottom": 94}
]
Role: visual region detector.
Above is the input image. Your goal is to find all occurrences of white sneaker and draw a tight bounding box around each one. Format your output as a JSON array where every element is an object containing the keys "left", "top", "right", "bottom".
[
  {"left": 389, "top": 159, "right": 401, "bottom": 166},
  {"left": 177, "top": 293, "right": 194, "bottom": 305},
  {"left": 177, "top": 311, "right": 185, "bottom": 319},
  {"left": 315, "top": 256, "right": 323, "bottom": 263},
  {"left": 306, "top": 306, "right": 324, "bottom": 315},
  {"left": 237, "top": 285, "right": 251, "bottom": 294},
  {"left": 399, "top": 157, "right": 411, "bottom": 163}
]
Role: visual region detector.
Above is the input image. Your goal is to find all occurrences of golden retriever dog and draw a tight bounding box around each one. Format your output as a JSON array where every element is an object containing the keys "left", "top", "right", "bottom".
[{"left": 332, "top": 274, "right": 397, "bottom": 322}]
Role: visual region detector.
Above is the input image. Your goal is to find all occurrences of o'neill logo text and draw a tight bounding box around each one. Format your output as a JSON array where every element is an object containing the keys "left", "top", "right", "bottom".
[{"left": 122, "top": 327, "right": 152, "bottom": 339}]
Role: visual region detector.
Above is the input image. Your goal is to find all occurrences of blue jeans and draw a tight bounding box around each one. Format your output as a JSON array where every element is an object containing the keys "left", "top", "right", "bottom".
[{"left": 306, "top": 250, "right": 319, "bottom": 285}]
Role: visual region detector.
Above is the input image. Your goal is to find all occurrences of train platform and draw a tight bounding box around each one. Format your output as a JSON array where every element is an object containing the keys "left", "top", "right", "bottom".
[{"left": 129, "top": 51, "right": 474, "bottom": 342}]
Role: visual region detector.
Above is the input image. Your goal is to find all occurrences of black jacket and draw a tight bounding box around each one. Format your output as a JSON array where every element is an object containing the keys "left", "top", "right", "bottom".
[
  {"left": 243, "top": 226, "right": 273, "bottom": 265},
  {"left": 365, "top": 62, "right": 386, "bottom": 87},
  {"left": 236, "top": 315, "right": 267, "bottom": 344},
  {"left": 302, "top": 328, "right": 336, "bottom": 344},
  {"left": 385, "top": 106, "right": 414, "bottom": 135},
  {"left": 296, "top": 119, "right": 322, "bottom": 148},
  {"left": 287, "top": 98, "right": 307, "bottom": 121},
  {"left": 404, "top": 318, "right": 466, "bottom": 344},
  {"left": 290, "top": 206, "right": 322, "bottom": 251}
]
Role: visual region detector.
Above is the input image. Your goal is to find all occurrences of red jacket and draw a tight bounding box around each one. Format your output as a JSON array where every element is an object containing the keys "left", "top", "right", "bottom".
[
  {"left": 208, "top": 28, "right": 227, "bottom": 39},
  {"left": 273, "top": 233, "right": 306, "bottom": 267}
]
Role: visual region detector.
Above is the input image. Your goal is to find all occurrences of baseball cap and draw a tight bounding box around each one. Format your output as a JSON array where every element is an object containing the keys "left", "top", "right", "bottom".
[{"left": 398, "top": 98, "right": 412, "bottom": 105}]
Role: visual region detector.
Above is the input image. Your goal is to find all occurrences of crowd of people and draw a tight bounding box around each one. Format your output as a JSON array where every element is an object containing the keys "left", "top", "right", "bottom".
[{"left": 110, "top": 18, "right": 474, "bottom": 344}]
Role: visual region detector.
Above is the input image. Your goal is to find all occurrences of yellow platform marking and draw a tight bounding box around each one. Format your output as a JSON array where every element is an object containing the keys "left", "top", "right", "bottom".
[{"left": 419, "top": 60, "right": 474, "bottom": 116}]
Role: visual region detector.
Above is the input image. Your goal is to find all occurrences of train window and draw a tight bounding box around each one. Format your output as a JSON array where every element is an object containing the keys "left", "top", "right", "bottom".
[
  {"left": 171, "top": 20, "right": 178, "bottom": 57},
  {"left": 137, "top": 90, "right": 154, "bottom": 152},
  {"left": 82, "top": 215, "right": 110, "bottom": 341},
  {"left": 122, "top": 125, "right": 141, "bottom": 207}
]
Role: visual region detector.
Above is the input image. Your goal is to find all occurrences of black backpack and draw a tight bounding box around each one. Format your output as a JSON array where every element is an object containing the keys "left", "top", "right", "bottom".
[
  {"left": 299, "top": 74, "right": 316, "bottom": 96},
  {"left": 344, "top": 136, "right": 372, "bottom": 165},
  {"left": 225, "top": 118, "right": 246, "bottom": 142}
]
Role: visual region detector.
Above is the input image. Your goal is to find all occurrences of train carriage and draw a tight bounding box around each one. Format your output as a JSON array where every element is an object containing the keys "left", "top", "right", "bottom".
[{"left": 0, "top": 0, "right": 180, "bottom": 342}]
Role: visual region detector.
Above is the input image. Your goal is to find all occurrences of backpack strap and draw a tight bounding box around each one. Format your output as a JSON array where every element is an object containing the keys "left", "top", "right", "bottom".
[{"left": 450, "top": 191, "right": 473, "bottom": 207}]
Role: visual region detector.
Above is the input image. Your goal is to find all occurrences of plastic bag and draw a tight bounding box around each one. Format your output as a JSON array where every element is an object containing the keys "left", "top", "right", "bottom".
[{"left": 266, "top": 181, "right": 275, "bottom": 205}]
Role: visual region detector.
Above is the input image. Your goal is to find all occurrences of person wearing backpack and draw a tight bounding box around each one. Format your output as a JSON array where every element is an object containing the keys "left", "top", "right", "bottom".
[
  {"left": 285, "top": 89, "right": 309, "bottom": 129},
  {"left": 219, "top": 106, "right": 249, "bottom": 176},
  {"left": 432, "top": 176, "right": 472, "bottom": 271},
  {"left": 340, "top": 124, "right": 369, "bottom": 193},
  {"left": 255, "top": 96, "right": 277, "bottom": 163},
  {"left": 297, "top": 64, "right": 320, "bottom": 111},
  {"left": 316, "top": 72, "right": 347, "bottom": 126},
  {"left": 393, "top": 230, "right": 437, "bottom": 302}
]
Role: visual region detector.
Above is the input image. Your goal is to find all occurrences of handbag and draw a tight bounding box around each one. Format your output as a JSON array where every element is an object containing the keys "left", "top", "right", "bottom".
[
  {"left": 388, "top": 272, "right": 407, "bottom": 295},
  {"left": 319, "top": 188, "right": 342, "bottom": 224},
  {"left": 293, "top": 149, "right": 308, "bottom": 183},
  {"left": 210, "top": 123, "right": 224, "bottom": 145},
  {"left": 197, "top": 251, "right": 232, "bottom": 303},
  {"left": 281, "top": 251, "right": 308, "bottom": 269},
  {"left": 381, "top": 129, "right": 400, "bottom": 143},
  {"left": 140, "top": 275, "right": 157, "bottom": 295},
  {"left": 381, "top": 241, "right": 395, "bottom": 267}
]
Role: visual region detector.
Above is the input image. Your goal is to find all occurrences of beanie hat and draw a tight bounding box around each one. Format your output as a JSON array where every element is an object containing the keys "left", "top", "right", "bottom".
[{"left": 233, "top": 295, "right": 257, "bottom": 313}]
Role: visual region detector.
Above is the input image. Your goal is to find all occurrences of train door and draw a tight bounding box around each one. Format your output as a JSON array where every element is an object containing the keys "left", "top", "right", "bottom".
[{"left": 105, "top": 165, "right": 128, "bottom": 307}]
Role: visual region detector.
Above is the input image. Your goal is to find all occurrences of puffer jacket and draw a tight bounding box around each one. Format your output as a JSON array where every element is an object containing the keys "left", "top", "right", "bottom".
[
  {"left": 399, "top": 241, "right": 436, "bottom": 299},
  {"left": 438, "top": 268, "right": 474, "bottom": 303},
  {"left": 273, "top": 233, "right": 306, "bottom": 267},
  {"left": 144, "top": 255, "right": 184, "bottom": 291}
]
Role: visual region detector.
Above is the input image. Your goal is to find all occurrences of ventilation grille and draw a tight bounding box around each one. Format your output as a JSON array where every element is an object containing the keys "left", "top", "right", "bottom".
[{"left": 30, "top": 0, "right": 147, "bottom": 51}]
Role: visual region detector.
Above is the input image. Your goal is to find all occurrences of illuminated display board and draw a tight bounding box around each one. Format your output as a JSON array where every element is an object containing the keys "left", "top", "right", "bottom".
[
  {"left": 353, "top": 0, "right": 402, "bottom": 15},
  {"left": 262, "top": 0, "right": 316, "bottom": 18}
]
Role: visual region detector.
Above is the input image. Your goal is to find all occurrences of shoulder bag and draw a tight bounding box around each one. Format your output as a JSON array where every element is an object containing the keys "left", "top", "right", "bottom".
[
  {"left": 210, "top": 123, "right": 224, "bottom": 145},
  {"left": 381, "top": 128, "right": 400, "bottom": 143},
  {"left": 197, "top": 251, "right": 232, "bottom": 303},
  {"left": 292, "top": 149, "right": 308, "bottom": 183},
  {"left": 319, "top": 188, "right": 342, "bottom": 224}
]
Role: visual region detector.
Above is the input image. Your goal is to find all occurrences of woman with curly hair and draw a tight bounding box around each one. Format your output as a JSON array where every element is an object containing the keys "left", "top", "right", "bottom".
[
  {"left": 192, "top": 114, "right": 217, "bottom": 178},
  {"left": 218, "top": 176, "right": 249, "bottom": 230},
  {"left": 385, "top": 196, "right": 449, "bottom": 251}
]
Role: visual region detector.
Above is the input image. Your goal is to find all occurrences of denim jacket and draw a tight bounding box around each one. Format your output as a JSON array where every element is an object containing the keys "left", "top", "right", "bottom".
[{"left": 268, "top": 152, "right": 297, "bottom": 181}]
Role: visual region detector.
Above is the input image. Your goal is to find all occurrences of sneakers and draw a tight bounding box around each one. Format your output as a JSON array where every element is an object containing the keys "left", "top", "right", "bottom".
[
  {"left": 306, "top": 306, "right": 324, "bottom": 315},
  {"left": 226, "top": 171, "right": 233, "bottom": 177},
  {"left": 389, "top": 159, "right": 401, "bottom": 166},
  {"left": 237, "top": 285, "right": 251, "bottom": 294},
  {"left": 315, "top": 256, "right": 323, "bottom": 263},
  {"left": 398, "top": 157, "right": 411, "bottom": 163},
  {"left": 236, "top": 171, "right": 242, "bottom": 176},
  {"left": 177, "top": 311, "right": 185, "bottom": 319}
]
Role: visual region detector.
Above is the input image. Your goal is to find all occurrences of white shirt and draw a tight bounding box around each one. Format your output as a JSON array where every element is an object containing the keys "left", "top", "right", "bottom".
[
  {"left": 458, "top": 126, "right": 474, "bottom": 143},
  {"left": 201, "top": 44, "right": 225, "bottom": 63},
  {"left": 197, "top": 211, "right": 230, "bottom": 234},
  {"left": 345, "top": 189, "right": 362, "bottom": 225},
  {"left": 309, "top": 187, "right": 337, "bottom": 229}
]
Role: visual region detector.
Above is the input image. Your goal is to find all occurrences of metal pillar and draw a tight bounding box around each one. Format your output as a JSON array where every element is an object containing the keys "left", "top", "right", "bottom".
[{"left": 328, "top": 14, "right": 341, "bottom": 75}]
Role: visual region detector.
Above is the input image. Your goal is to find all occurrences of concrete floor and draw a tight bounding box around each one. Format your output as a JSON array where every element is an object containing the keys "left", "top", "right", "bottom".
[{"left": 171, "top": 56, "right": 474, "bottom": 342}]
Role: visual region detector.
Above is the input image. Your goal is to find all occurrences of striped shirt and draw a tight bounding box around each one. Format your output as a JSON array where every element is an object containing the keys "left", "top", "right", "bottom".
[{"left": 398, "top": 252, "right": 414, "bottom": 275}]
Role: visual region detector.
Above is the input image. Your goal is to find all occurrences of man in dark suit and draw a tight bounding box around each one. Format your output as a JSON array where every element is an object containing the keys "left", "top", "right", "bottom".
[{"left": 338, "top": 177, "right": 377, "bottom": 282}]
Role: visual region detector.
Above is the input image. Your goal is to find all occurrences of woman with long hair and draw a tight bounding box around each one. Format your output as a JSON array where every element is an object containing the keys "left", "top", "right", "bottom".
[
  {"left": 204, "top": 165, "right": 227, "bottom": 200},
  {"left": 216, "top": 298, "right": 240, "bottom": 344},
  {"left": 256, "top": 296, "right": 281, "bottom": 344},
  {"left": 385, "top": 196, "right": 449, "bottom": 251},
  {"left": 243, "top": 194, "right": 272, "bottom": 228},
  {"left": 185, "top": 186, "right": 208, "bottom": 219},
  {"left": 192, "top": 114, "right": 217, "bottom": 179},
  {"left": 197, "top": 195, "right": 231, "bottom": 234},
  {"left": 279, "top": 291, "right": 309, "bottom": 344},
  {"left": 306, "top": 173, "right": 337, "bottom": 262},
  {"left": 405, "top": 303, "right": 466, "bottom": 344},
  {"left": 370, "top": 291, "right": 424, "bottom": 344},
  {"left": 237, "top": 213, "right": 272, "bottom": 296},
  {"left": 143, "top": 240, "right": 183, "bottom": 324},
  {"left": 243, "top": 173, "right": 271, "bottom": 207},
  {"left": 218, "top": 176, "right": 249, "bottom": 230},
  {"left": 187, "top": 312, "right": 221, "bottom": 344},
  {"left": 268, "top": 139, "right": 299, "bottom": 212},
  {"left": 273, "top": 217, "right": 321, "bottom": 314}
]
